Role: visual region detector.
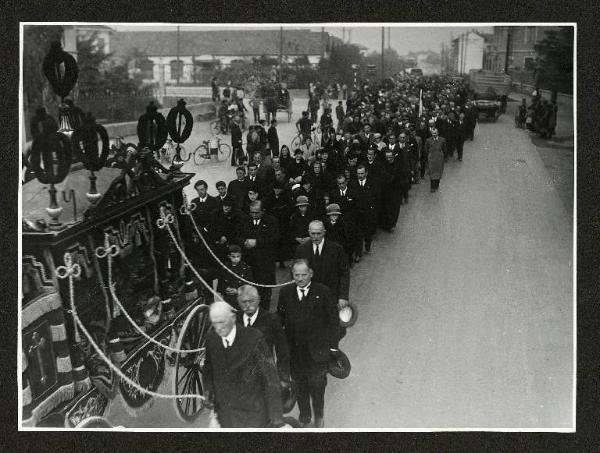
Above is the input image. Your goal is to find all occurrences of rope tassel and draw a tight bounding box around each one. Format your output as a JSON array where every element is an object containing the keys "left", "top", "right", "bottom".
[{"left": 55, "top": 252, "right": 82, "bottom": 343}]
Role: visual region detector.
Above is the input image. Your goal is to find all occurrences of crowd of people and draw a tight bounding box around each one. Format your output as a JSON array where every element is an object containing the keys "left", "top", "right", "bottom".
[
  {"left": 193, "top": 73, "right": 481, "bottom": 429},
  {"left": 515, "top": 92, "right": 558, "bottom": 138}
]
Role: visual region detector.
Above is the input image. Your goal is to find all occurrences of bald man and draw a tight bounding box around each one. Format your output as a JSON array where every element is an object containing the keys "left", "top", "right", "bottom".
[{"left": 203, "top": 301, "right": 284, "bottom": 428}]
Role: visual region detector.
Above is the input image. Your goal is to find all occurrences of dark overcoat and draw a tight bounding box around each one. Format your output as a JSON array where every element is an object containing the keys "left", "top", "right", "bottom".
[
  {"left": 425, "top": 136, "right": 446, "bottom": 180},
  {"left": 204, "top": 326, "right": 283, "bottom": 428},
  {"left": 277, "top": 282, "right": 339, "bottom": 377},
  {"left": 294, "top": 239, "right": 350, "bottom": 301}
]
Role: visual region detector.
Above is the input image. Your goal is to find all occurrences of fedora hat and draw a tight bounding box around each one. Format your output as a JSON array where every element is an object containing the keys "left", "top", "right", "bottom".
[
  {"left": 281, "top": 381, "right": 297, "bottom": 414},
  {"left": 295, "top": 195, "right": 310, "bottom": 207},
  {"left": 325, "top": 203, "right": 342, "bottom": 216},
  {"left": 338, "top": 301, "right": 358, "bottom": 328},
  {"left": 328, "top": 349, "right": 351, "bottom": 379}
]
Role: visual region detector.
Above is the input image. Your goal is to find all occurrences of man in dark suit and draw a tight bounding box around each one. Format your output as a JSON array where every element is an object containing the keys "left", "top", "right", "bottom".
[
  {"left": 236, "top": 200, "right": 279, "bottom": 310},
  {"left": 267, "top": 119, "right": 280, "bottom": 157},
  {"left": 203, "top": 301, "right": 285, "bottom": 428},
  {"left": 191, "top": 179, "right": 220, "bottom": 217},
  {"left": 294, "top": 220, "right": 350, "bottom": 310},
  {"left": 228, "top": 167, "right": 250, "bottom": 210},
  {"left": 253, "top": 153, "right": 276, "bottom": 197},
  {"left": 231, "top": 116, "right": 243, "bottom": 166},
  {"left": 455, "top": 112, "right": 469, "bottom": 162},
  {"left": 215, "top": 180, "right": 237, "bottom": 211},
  {"left": 349, "top": 165, "right": 377, "bottom": 256},
  {"left": 277, "top": 259, "right": 340, "bottom": 428},
  {"left": 237, "top": 285, "right": 290, "bottom": 383}
]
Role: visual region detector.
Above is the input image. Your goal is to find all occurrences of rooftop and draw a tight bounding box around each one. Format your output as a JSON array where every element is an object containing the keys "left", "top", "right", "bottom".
[{"left": 110, "top": 29, "right": 329, "bottom": 57}]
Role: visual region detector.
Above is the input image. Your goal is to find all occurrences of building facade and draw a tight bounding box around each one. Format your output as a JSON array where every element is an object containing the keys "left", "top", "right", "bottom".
[
  {"left": 485, "top": 26, "right": 562, "bottom": 73},
  {"left": 449, "top": 31, "right": 490, "bottom": 75},
  {"left": 109, "top": 29, "right": 337, "bottom": 85}
]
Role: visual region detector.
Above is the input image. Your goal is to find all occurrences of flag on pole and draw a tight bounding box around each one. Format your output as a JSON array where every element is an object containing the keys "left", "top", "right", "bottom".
[{"left": 418, "top": 89, "right": 423, "bottom": 117}]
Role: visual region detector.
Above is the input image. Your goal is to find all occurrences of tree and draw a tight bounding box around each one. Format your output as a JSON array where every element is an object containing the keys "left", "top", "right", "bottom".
[
  {"left": 23, "top": 25, "right": 64, "bottom": 124},
  {"left": 364, "top": 48, "right": 406, "bottom": 78},
  {"left": 318, "top": 42, "right": 365, "bottom": 85},
  {"left": 77, "top": 32, "right": 140, "bottom": 94},
  {"left": 534, "top": 27, "right": 574, "bottom": 97}
]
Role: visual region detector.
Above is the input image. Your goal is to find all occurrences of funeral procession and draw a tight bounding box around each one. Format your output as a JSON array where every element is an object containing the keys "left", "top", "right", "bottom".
[{"left": 19, "top": 24, "right": 574, "bottom": 430}]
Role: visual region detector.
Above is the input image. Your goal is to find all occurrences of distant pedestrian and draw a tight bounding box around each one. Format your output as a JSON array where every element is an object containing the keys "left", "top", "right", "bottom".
[{"left": 425, "top": 128, "right": 445, "bottom": 193}]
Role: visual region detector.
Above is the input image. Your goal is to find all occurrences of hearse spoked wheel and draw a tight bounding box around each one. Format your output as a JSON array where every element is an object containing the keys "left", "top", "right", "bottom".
[{"left": 172, "top": 304, "right": 211, "bottom": 422}]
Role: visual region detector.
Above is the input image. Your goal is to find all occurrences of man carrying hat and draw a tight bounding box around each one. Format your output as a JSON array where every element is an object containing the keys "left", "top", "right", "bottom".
[{"left": 277, "top": 259, "right": 340, "bottom": 428}]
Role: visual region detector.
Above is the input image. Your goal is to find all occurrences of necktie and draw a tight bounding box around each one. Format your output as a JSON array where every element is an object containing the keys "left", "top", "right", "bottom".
[
  {"left": 299, "top": 289, "right": 306, "bottom": 301},
  {"left": 254, "top": 220, "right": 259, "bottom": 226},
  {"left": 224, "top": 339, "right": 230, "bottom": 348},
  {"left": 314, "top": 245, "right": 320, "bottom": 258},
  {"left": 246, "top": 317, "right": 251, "bottom": 327}
]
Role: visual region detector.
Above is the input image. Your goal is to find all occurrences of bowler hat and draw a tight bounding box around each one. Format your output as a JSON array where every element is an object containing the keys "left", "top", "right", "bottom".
[
  {"left": 328, "top": 349, "right": 351, "bottom": 379},
  {"left": 325, "top": 203, "right": 342, "bottom": 216},
  {"left": 338, "top": 301, "right": 358, "bottom": 328},
  {"left": 295, "top": 195, "right": 309, "bottom": 207}
]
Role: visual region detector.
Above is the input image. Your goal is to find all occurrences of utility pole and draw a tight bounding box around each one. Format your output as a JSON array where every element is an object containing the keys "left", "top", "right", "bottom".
[
  {"left": 176, "top": 26, "right": 180, "bottom": 86},
  {"left": 504, "top": 27, "right": 512, "bottom": 74},
  {"left": 279, "top": 26, "right": 283, "bottom": 83},
  {"left": 381, "top": 26, "right": 385, "bottom": 79},
  {"left": 321, "top": 27, "right": 325, "bottom": 61}
]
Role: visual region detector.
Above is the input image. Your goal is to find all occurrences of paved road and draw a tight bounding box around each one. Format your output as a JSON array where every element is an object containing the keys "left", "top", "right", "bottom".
[{"left": 109, "top": 98, "right": 573, "bottom": 429}]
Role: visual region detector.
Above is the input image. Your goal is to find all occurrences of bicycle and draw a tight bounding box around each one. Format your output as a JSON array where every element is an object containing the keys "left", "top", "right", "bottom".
[
  {"left": 192, "top": 137, "right": 232, "bottom": 165},
  {"left": 290, "top": 126, "right": 321, "bottom": 150},
  {"left": 159, "top": 138, "right": 189, "bottom": 164}
]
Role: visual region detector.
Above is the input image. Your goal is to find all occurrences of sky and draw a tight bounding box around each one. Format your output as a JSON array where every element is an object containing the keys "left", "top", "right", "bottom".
[{"left": 110, "top": 24, "right": 494, "bottom": 55}]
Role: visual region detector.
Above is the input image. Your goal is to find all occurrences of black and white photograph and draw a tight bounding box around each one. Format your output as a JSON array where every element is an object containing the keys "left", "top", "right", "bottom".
[{"left": 18, "top": 23, "right": 575, "bottom": 431}]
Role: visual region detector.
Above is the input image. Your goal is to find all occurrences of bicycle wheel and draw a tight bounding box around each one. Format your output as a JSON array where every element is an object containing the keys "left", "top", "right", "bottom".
[
  {"left": 218, "top": 143, "right": 232, "bottom": 162},
  {"left": 178, "top": 144, "right": 189, "bottom": 161},
  {"left": 290, "top": 135, "right": 302, "bottom": 151},
  {"left": 193, "top": 145, "right": 210, "bottom": 165}
]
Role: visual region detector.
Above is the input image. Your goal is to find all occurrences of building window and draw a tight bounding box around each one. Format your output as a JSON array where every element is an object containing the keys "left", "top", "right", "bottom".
[
  {"left": 170, "top": 60, "right": 184, "bottom": 81},
  {"left": 140, "top": 59, "right": 154, "bottom": 80},
  {"left": 524, "top": 26, "right": 536, "bottom": 44}
]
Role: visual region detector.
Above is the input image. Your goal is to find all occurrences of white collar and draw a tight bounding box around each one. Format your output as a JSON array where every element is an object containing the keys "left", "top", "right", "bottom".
[
  {"left": 297, "top": 283, "right": 311, "bottom": 299},
  {"left": 222, "top": 324, "right": 237, "bottom": 348},
  {"left": 243, "top": 308, "right": 259, "bottom": 327},
  {"left": 313, "top": 240, "right": 324, "bottom": 253},
  {"left": 199, "top": 195, "right": 208, "bottom": 202}
]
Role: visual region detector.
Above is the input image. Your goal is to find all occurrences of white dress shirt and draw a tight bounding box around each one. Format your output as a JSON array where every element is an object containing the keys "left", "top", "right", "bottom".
[
  {"left": 243, "top": 309, "right": 259, "bottom": 327},
  {"left": 222, "top": 324, "right": 237, "bottom": 348},
  {"left": 297, "top": 283, "right": 311, "bottom": 300},
  {"left": 313, "top": 241, "right": 323, "bottom": 256}
]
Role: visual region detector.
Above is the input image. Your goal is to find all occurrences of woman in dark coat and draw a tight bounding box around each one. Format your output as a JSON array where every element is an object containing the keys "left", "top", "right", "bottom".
[
  {"left": 263, "top": 182, "right": 294, "bottom": 267},
  {"left": 279, "top": 145, "right": 294, "bottom": 176}
]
